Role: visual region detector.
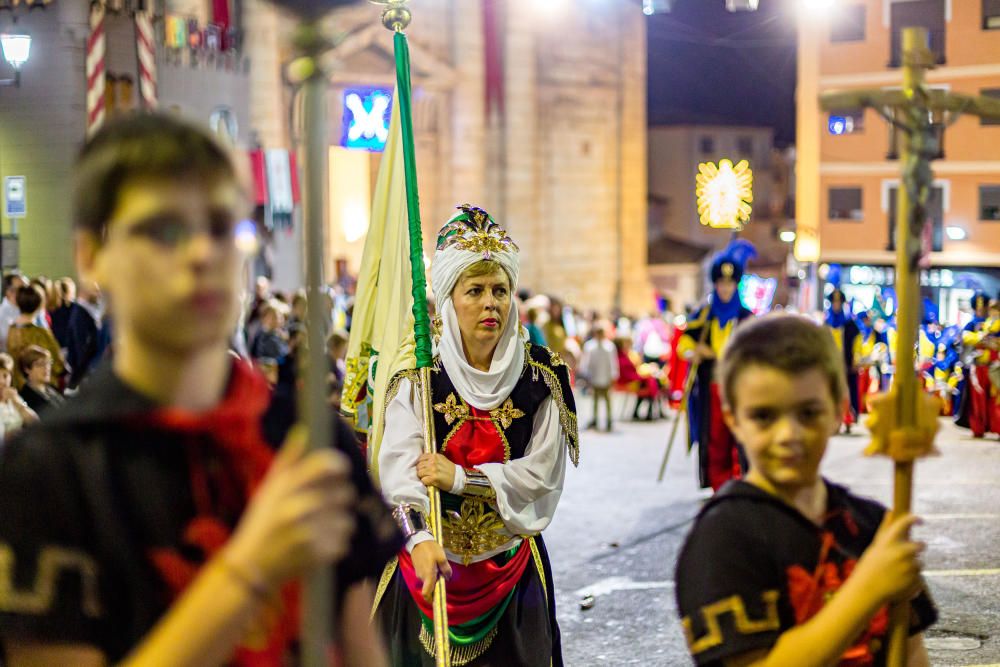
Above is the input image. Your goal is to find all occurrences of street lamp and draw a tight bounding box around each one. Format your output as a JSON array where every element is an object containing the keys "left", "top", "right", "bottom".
[
  {"left": 945, "top": 225, "right": 968, "bottom": 241},
  {"left": 1, "top": 32, "right": 31, "bottom": 87}
]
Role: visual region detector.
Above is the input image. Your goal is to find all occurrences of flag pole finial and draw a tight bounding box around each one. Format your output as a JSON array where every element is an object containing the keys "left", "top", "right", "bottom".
[{"left": 370, "top": 0, "right": 411, "bottom": 31}]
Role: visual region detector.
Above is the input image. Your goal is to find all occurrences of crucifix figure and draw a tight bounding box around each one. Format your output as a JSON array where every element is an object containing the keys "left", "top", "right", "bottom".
[{"left": 820, "top": 26, "right": 1000, "bottom": 667}]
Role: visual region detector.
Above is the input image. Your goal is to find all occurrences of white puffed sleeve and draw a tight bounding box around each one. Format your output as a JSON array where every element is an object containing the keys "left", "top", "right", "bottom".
[
  {"left": 475, "top": 395, "right": 567, "bottom": 535},
  {"left": 378, "top": 377, "right": 434, "bottom": 551}
]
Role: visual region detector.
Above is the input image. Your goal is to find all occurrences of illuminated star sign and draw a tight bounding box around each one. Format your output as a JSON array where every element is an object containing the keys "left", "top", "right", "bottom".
[
  {"left": 695, "top": 158, "right": 754, "bottom": 230},
  {"left": 340, "top": 87, "right": 393, "bottom": 152}
]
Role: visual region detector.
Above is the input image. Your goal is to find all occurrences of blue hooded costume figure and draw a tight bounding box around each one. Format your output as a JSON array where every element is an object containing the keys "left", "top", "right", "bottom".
[
  {"left": 823, "top": 266, "right": 861, "bottom": 428},
  {"left": 679, "top": 239, "right": 756, "bottom": 491}
]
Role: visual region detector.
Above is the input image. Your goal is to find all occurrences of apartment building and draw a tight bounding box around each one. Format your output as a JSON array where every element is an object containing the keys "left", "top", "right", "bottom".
[{"left": 796, "top": 0, "right": 1000, "bottom": 321}]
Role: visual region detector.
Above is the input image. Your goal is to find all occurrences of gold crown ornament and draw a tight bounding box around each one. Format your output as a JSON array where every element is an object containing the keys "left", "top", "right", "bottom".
[
  {"left": 436, "top": 204, "right": 519, "bottom": 259},
  {"left": 721, "top": 263, "right": 735, "bottom": 278}
]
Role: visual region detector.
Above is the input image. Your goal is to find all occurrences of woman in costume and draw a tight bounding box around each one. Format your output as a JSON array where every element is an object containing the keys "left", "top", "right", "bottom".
[{"left": 374, "top": 205, "right": 579, "bottom": 666}]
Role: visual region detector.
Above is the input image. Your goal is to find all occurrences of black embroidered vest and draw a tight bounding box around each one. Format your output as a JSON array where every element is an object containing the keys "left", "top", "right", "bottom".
[{"left": 427, "top": 343, "right": 578, "bottom": 464}]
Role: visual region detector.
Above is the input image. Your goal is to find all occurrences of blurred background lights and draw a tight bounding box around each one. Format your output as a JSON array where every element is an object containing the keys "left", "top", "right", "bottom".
[{"left": 235, "top": 219, "right": 259, "bottom": 255}]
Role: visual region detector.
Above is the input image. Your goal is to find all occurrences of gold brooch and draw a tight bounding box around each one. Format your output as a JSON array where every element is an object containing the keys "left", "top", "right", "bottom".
[
  {"left": 433, "top": 393, "right": 469, "bottom": 426},
  {"left": 490, "top": 398, "right": 525, "bottom": 429}
]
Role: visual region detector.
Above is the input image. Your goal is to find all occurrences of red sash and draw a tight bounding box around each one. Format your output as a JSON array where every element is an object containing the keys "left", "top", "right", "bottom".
[{"left": 399, "top": 404, "right": 531, "bottom": 625}]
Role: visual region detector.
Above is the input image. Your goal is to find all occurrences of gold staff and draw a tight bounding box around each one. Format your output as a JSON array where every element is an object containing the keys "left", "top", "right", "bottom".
[{"left": 819, "top": 27, "right": 1000, "bottom": 666}]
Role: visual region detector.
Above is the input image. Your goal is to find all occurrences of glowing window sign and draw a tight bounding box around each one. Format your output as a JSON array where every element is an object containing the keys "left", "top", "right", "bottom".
[
  {"left": 340, "top": 87, "right": 392, "bottom": 152},
  {"left": 739, "top": 273, "right": 776, "bottom": 315},
  {"left": 696, "top": 158, "right": 753, "bottom": 230}
]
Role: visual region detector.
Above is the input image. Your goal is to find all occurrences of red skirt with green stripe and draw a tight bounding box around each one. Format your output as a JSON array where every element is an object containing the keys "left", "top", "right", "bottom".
[{"left": 373, "top": 535, "right": 562, "bottom": 667}]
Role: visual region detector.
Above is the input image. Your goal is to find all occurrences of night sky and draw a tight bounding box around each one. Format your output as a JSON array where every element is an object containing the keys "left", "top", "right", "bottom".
[{"left": 646, "top": 0, "right": 798, "bottom": 146}]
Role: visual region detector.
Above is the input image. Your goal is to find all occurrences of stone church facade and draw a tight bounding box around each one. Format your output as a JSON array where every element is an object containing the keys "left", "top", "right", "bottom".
[{"left": 245, "top": 0, "right": 651, "bottom": 314}]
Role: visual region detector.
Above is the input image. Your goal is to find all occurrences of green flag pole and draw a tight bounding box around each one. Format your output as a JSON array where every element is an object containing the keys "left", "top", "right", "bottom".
[{"left": 380, "top": 3, "right": 450, "bottom": 665}]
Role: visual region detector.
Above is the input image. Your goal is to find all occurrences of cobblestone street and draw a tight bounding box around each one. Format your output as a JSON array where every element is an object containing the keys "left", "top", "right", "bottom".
[{"left": 547, "top": 394, "right": 1000, "bottom": 666}]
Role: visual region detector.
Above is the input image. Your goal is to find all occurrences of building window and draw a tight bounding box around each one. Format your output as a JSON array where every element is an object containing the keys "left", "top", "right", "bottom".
[
  {"left": 829, "top": 187, "right": 864, "bottom": 221},
  {"left": 700, "top": 136, "right": 715, "bottom": 154},
  {"left": 981, "top": 89, "right": 1000, "bottom": 125},
  {"left": 887, "top": 185, "right": 944, "bottom": 251},
  {"left": 985, "top": 0, "right": 1000, "bottom": 29},
  {"left": 828, "top": 109, "right": 864, "bottom": 135},
  {"left": 981, "top": 185, "right": 1000, "bottom": 220},
  {"left": 831, "top": 4, "right": 866, "bottom": 42},
  {"left": 736, "top": 136, "right": 754, "bottom": 158},
  {"left": 889, "top": 0, "right": 946, "bottom": 67}
]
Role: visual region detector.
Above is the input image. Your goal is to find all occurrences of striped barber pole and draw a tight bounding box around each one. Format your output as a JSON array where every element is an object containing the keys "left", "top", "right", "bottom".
[
  {"left": 135, "top": 9, "right": 157, "bottom": 109},
  {"left": 85, "top": 3, "right": 107, "bottom": 136}
]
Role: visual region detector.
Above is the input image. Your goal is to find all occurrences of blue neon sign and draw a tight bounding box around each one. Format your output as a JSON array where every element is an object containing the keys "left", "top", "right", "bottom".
[{"left": 340, "top": 87, "right": 393, "bottom": 152}]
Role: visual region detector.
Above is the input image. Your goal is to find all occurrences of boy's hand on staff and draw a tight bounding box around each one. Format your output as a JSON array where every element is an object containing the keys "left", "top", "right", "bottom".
[
  {"left": 417, "top": 453, "right": 457, "bottom": 492},
  {"left": 695, "top": 343, "right": 715, "bottom": 362},
  {"left": 853, "top": 513, "right": 926, "bottom": 604},
  {"left": 411, "top": 541, "right": 452, "bottom": 603},
  {"left": 224, "top": 427, "right": 357, "bottom": 591}
]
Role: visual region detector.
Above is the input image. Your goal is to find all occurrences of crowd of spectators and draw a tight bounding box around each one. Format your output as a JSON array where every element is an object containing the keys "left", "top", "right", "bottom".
[
  {"left": 0, "top": 265, "right": 685, "bottom": 445},
  {"left": 0, "top": 271, "right": 107, "bottom": 444}
]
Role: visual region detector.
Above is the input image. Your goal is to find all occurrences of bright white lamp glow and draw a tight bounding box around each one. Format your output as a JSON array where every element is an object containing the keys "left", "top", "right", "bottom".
[
  {"left": 1, "top": 34, "right": 31, "bottom": 70},
  {"left": 235, "top": 219, "right": 260, "bottom": 255},
  {"left": 945, "top": 225, "right": 968, "bottom": 241},
  {"left": 802, "top": 0, "right": 835, "bottom": 17},
  {"left": 779, "top": 229, "right": 797, "bottom": 243},
  {"left": 695, "top": 159, "right": 754, "bottom": 230}
]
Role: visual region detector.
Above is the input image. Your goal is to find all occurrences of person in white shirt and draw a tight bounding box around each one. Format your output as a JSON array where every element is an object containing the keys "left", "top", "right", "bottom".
[
  {"left": 580, "top": 321, "right": 620, "bottom": 431},
  {"left": 0, "top": 353, "right": 38, "bottom": 446},
  {"left": 0, "top": 272, "right": 27, "bottom": 352}
]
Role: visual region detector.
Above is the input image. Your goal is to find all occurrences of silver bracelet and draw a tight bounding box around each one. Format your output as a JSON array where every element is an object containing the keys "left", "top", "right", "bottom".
[
  {"left": 461, "top": 468, "right": 496, "bottom": 500},
  {"left": 392, "top": 503, "right": 428, "bottom": 540}
]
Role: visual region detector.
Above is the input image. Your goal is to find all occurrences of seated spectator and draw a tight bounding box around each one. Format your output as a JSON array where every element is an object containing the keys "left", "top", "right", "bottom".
[
  {"left": 0, "top": 352, "right": 38, "bottom": 445},
  {"left": 30, "top": 277, "right": 53, "bottom": 329},
  {"left": 327, "top": 329, "right": 348, "bottom": 410},
  {"left": 615, "top": 337, "right": 662, "bottom": 421},
  {"left": 526, "top": 307, "right": 547, "bottom": 346},
  {"left": 6, "top": 285, "right": 67, "bottom": 388},
  {"left": 50, "top": 276, "right": 79, "bottom": 350},
  {"left": 250, "top": 300, "right": 289, "bottom": 363},
  {"left": 65, "top": 280, "right": 104, "bottom": 389},
  {"left": 0, "top": 271, "right": 26, "bottom": 352},
  {"left": 18, "top": 345, "right": 65, "bottom": 414}
]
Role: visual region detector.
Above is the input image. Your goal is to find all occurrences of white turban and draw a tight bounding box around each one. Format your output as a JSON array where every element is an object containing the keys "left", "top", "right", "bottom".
[
  {"left": 430, "top": 207, "right": 520, "bottom": 303},
  {"left": 430, "top": 205, "right": 525, "bottom": 410}
]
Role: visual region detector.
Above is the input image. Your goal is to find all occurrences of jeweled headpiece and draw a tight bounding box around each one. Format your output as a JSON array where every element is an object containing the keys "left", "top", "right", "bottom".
[
  {"left": 436, "top": 204, "right": 519, "bottom": 259},
  {"left": 431, "top": 204, "right": 521, "bottom": 303}
]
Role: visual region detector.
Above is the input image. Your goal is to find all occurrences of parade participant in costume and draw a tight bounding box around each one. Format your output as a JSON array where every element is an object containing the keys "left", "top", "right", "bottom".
[
  {"left": 853, "top": 309, "right": 887, "bottom": 413},
  {"left": 676, "top": 314, "right": 937, "bottom": 667},
  {"left": 374, "top": 205, "right": 579, "bottom": 666},
  {"left": 958, "top": 292, "right": 1000, "bottom": 437},
  {"left": 918, "top": 298, "right": 941, "bottom": 373},
  {"left": 667, "top": 313, "right": 690, "bottom": 410},
  {"left": 678, "top": 239, "right": 756, "bottom": 491},
  {"left": 823, "top": 267, "right": 860, "bottom": 432},
  {"left": 0, "top": 114, "right": 401, "bottom": 667},
  {"left": 932, "top": 326, "right": 963, "bottom": 416}
]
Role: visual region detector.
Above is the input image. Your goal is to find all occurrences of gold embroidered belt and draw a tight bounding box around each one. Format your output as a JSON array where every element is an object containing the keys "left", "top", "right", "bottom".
[{"left": 441, "top": 498, "right": 516, "bottom": 565}]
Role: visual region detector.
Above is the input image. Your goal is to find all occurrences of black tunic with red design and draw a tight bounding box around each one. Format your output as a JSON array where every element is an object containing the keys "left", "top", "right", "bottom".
[
  {"left": 675, "top": 480, "right": 937, "bottom": 667},
  {"left": 0, "top": 360, "right": 401, "bottom": 665}
]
